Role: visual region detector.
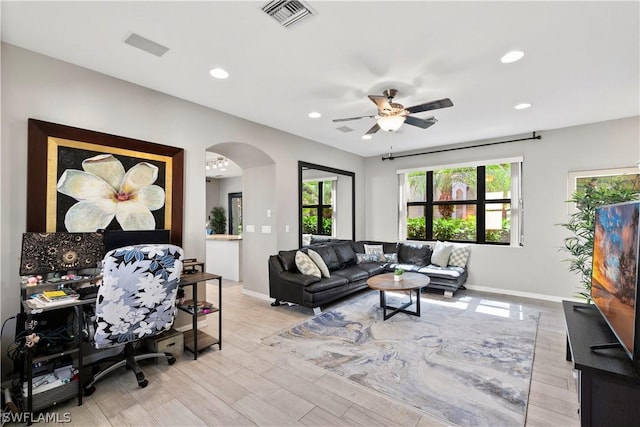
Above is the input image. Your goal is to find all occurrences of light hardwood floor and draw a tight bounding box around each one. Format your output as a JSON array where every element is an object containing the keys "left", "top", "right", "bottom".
[{"left": 33, "top": 280, "right": 580, "bottom": 426}]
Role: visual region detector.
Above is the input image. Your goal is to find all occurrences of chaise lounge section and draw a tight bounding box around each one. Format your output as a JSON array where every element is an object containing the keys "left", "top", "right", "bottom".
[{"left": 268, "top": 240, "right": 469, "bottom": 310}]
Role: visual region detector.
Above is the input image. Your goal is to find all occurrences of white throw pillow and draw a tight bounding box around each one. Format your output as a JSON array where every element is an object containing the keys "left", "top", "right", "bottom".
[
  {"left": 364, "top": 244, "right": 384, "bottom": 255},
  {"left": 448, "top": 245, "right": 471, "bottom": 268},
  {"left": 308, "top": 249, "right": 330, "bottom": 278},
  {"left": 431, "top": 241, "right": 454, "bottom": 267},
  {"left": 295, "top": 251, "right": 321, "bottom": 278}
]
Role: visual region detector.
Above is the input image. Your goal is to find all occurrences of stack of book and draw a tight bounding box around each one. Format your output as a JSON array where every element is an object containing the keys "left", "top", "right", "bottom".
[{"left": 33, "top": 289, "right": 79, "bottom": 307}]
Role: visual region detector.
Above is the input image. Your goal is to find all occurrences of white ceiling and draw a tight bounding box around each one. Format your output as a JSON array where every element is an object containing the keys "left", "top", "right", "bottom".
[{"left": 2, "top": 1, "right": 638, "bottom": 157}]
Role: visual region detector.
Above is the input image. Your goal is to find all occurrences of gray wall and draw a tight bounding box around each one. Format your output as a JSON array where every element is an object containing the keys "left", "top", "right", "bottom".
[
  {"left": 217, "top": 176, "right": 242, "bottom": 212},
  {"left": 1, "top": 43, "right": 366, "bottom": 375},
  {"left": 364, "top": 116, "right": 640, "bottom": 299},
  {"left": 205, "top": 179, "right": 220, "bottom": 225}
]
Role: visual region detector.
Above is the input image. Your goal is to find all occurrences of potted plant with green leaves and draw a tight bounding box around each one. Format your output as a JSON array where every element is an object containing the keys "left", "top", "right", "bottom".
[
  {"left": 561, "top": 177, "right": 638, "bottom": 301},
  {"left": 209, "top": 206, "right": 227, "bottom": 234},
  {"left": 393, "top": 268, "right": 405, "bottom": 281}
]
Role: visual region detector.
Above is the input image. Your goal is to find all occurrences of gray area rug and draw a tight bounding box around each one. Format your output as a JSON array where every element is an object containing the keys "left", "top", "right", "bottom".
[{"left": 262, "top": 291, "right": 539, "bottom": 426}]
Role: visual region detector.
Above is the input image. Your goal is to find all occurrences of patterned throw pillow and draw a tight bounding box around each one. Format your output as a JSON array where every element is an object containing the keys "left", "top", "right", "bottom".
[
  {"left": 383, "top": 253, "right": 398, "bottom": 263},
  {"left": 308, "top": 249, "right": 330, "bottom": 277},
  {"left": 448, "top": 245, "right": 471, "bottom": 268},
  {"left": 431, "top": 241, "right": 454, "bottom": 267},
  {"left": 356, "top": 253, "right": 384, "bottom": 264},
  {"left": 295, "top": 251, "right": 321, "bottom": 278},
  {"left": 364, "top": 244, "right": 384, "bottom": 255}
]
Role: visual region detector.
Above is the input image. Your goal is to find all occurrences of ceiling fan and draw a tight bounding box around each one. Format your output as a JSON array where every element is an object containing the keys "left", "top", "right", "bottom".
[{"left": 333, "top": 89, "right": 453, "bottom": 136}]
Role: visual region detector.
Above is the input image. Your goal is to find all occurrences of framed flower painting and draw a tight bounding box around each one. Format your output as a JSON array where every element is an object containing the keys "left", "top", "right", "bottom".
[{"left": 27, "top": 119, "right": 184, "bottom": 245}]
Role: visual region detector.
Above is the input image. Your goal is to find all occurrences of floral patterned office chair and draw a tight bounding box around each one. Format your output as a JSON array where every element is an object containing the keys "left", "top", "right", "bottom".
[{"left": 83, "top": 244, "right": 183, "bottom": 395}]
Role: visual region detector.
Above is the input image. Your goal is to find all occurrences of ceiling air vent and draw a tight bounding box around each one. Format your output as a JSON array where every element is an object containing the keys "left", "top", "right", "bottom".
[
  {"left": 336, "top": 126, "right": 354, "bottom": 133},
  {"left": 261, "top": 0, "right": 315, "bottom": 28},
  {"left": 124, "top": 33, "right": 169, "bottom": 57}
]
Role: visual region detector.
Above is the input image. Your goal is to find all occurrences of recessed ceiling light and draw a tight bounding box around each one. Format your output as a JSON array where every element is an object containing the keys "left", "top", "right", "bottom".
[
  {"left": 209, "top": 68, "right": 229, "bottom": 79},
  {"left": 362, "top": 135, "right": 372, "bottom": 140},
  {"left": 514, "top": 103, "right": 531, "bottom": 110},
  {"left": 501, "top": 50, "right": 524, "bottom": 64},
  {"left": 308, "top": 111, "right": 321, "bottom": 119}
]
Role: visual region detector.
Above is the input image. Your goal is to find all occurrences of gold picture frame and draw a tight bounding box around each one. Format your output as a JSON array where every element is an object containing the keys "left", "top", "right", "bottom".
[{"left": 27, "top": 119, "right": 184, "bottom": 246}]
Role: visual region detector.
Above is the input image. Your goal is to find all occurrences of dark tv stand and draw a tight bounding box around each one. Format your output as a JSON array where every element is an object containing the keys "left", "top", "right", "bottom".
[{"left": 563, "top": 301, "right": 640, "bottom": 427}]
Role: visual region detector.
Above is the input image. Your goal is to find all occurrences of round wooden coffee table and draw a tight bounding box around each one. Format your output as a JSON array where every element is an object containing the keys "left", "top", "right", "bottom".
[{"left": 367, "top": 272, "right": 431, "bottom": 320}]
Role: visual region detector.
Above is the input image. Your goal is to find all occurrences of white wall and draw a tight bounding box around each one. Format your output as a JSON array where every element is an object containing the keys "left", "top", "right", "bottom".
[
  {"left": 0, "top": 44, "right": 366, "bottom": 373},
  {"left": 365, "top": 116, "right": 640, "bottom": 299}
]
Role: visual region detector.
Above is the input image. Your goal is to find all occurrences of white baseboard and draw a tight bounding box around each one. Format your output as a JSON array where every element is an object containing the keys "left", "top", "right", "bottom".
[{"left": 465, "top": 284, "right": 583, "bottom": 303}]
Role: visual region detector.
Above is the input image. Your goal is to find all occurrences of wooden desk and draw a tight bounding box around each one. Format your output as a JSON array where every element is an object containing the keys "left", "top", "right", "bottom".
[{"left": 178, "top": 272, "right": 222, "bottom": 359}]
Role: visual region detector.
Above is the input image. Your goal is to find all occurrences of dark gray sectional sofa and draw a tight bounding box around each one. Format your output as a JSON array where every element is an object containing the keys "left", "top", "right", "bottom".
[{"left": 268, "top": 239, "right": 468, "bottom": 310}]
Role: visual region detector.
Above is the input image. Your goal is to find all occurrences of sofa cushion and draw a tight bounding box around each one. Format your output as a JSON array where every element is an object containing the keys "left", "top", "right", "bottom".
[
  {"left": 332, "top": 242, "right": 357, "bottom": 268},
  {"left": 352, "top": 241, "right": 397, "bottom": 254},
  {"left": 310, "top": 245, "right": 341, "bottom": 271},
  {"left": 295, "top": 251, "right": 321, "bottom": 278},
  {"left": 305, "top": 275, "right": 350, "bottom": 293},
  {"left": 397, "top": 243, "right": 432, "bottom": 266},
  {"left": 386, "top": 263, "right": 423, "bottom": 273},
  {"left": 278, "top": 250, "right": 298, "bottom": 272},
  {"left": 355, "top": 262, "right": 385, "bottom": 276},
  {"left": 432, "top": 241, "right": 454, "bottom": 267},
  {"left": 308, "top": 249, "right": 330, "bottom": 278},
  {"left": 448, "top": 245, "right": 471, "bottom": 268},
  {"left": 418, "top": 265, "right": 466, "bottom": 279},
  {"left": 332, "top": 266, "right": 370, "bottom": 282}
]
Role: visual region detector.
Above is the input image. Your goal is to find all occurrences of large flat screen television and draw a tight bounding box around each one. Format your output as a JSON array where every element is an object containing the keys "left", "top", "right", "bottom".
[
  {"left": 102, "top": 229, "right": 171, "bottom": 252},
  {"left": 591, "top": 200, "right": 640, "bottom": 360}
]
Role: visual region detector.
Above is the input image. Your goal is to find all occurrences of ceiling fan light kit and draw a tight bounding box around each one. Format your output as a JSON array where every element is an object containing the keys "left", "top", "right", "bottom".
[
  {"left": 333, "top": 88, "right": 453, "bottom": 138},
  {"left": 377, "top": 115, "right": 406, "bottom": 132}
]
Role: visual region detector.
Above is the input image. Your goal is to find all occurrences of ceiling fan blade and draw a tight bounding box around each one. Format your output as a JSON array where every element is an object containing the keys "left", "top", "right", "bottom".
[
  {"left": 333, "top": 115, "right": 377, "bottom": 123},
  {"left": 405, "top": 116, "right": 438, "bottom": 129},
  {"left": 406, "top": 98, "right": 454, "bottom": 114},
  {"left": 368, "top": 95, "right": 392, "bottom": 111},
  {"left": 365, "top": 123, "right": 380, "bottom": 135}
]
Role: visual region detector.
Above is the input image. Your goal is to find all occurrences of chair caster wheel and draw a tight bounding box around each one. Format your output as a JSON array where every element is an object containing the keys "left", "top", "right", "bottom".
[
  {"left": 138, "top": 379, "right": 149, "bottom": 388},
  {"left": 84, "top": 385, "right": 96, "bottom": 396},
  {"left": 168, "top": 356, "right": 176, "bottom": 365}
]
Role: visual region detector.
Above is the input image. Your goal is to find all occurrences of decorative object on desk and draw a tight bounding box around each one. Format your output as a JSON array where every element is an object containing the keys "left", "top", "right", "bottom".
[
  {"left": 26, "top": 119, "right": 184, "bottom": 246},
  {"left": 560, "top": 172, "right": 639, "bottom": 301},
  {"left": 209, "top": 206, "right": 227, "bottom": 234},
  {"left": 263, "top": 292, "right": 539, "bottom": 427},
  {"left": 20, "top": 232, "right": 105, "bottom": 275},
  {"left": 393, "top": 268, "right": 404, "bottom": 281}
]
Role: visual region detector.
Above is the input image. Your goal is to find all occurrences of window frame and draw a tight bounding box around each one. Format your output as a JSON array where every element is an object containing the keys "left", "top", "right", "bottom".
[
  {"left": 399, "top": 158, "right": 522, "bottom": 246},
  {"left": 302, "top": 180, "right": 334, "bottom": 236}
]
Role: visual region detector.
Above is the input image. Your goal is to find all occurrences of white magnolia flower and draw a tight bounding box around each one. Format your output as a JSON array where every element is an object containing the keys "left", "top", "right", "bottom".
[{"left": 57, "top": 154, "right": 165, "bottom": 232}]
